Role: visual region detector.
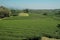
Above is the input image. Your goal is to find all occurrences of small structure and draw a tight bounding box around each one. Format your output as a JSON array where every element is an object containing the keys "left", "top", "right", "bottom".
[
  {"left": 18, "top": 13, "right": 29, "bottom": 16},
  {"left": 18, "top": 9, "right": 29, "bottom": 16}
]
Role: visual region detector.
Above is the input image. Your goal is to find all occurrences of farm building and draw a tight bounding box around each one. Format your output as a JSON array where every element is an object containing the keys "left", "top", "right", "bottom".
[
  {"left": 0, "top": 6, "right": 11, "bottom": 18},
  {"left": 18, "top": 13, "right": 29, "bottom": 16}
]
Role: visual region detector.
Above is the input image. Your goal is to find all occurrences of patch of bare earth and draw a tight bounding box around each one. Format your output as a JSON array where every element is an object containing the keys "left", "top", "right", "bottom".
[{"left": 41, "top": 37, "right": 60, "bottom": 40}]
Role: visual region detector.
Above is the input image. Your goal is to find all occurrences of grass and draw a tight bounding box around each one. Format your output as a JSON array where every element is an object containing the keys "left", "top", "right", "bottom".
[{"left": 0, "top": 14, "right": 60, "bottom": 40}]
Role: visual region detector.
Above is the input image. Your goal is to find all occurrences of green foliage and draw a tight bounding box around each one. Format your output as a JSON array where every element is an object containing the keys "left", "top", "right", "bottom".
[
  {"left": 0, "top": 7, "right": 60, "bottom": 40},
  {"left": 55, "top": 11, "right": 60, "bottom": 17},
  {"left": 43, "top": 13, "right": 47, "bottom": 15},
  {"left": 0, "top": 6, "right": 11, "bottom": 18},
  {"left": 0, "top": 14, "right": 60, "bottom": 40},
  {"left": 11, "top": 9, "right": 22, "bottom": 16},
  {"left": 23, "top": 9, "right": 29, "bottom": 13},
  {"left": 56, "top": 24, "right": 60, "bottom": 38}
]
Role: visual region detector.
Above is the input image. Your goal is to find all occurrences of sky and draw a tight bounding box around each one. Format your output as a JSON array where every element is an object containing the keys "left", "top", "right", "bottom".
[{"left": 0, "top": 0, "right": 60, "bottom": 9}]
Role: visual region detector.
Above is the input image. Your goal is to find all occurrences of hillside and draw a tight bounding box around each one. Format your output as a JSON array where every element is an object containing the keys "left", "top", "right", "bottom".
[{"left": 0, "top": 14, "right": 60, "bottom": 40}]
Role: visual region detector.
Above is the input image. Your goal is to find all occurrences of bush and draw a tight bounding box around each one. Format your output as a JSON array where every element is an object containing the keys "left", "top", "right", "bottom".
[
  {"left": 43, "top": 13, "right": 47, "bottom": 15},
  {"left": 23, "top": 9, "right": 29, "bottom": 13},
  {"left": 42, "top": 33, "right": 53, "bottom": 38},
  {"left": 22, "top": 36, "right": 41, "bottom": 40},
  {"left": 56, "top": 24, "right": 60, "bottom": 29}
]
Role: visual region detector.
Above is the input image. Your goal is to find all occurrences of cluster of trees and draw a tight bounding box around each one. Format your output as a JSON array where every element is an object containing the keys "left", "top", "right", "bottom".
[
  {"left": 0, "top": 6, "right": 11, "bottom": 18},
  {"left": 0, "top": 6, "right": 60, "bottom": 18},
  {"left": 56, "top": 24, "right": 60, "bottom": 35},
  {"left": 0, "top": 6, "right": 29, "bottom": 18},
  {"left": 23, "top": 9, "right": 29, "bottom": 13},
  {"left": 55, "top": 11, "right": 60, "bottom": 17},
  {"left": 11, "top": 9, "right": 29, "bottom": 16},
  {"left": 11, "top": 9, "right": 21, "bottom": 16}
]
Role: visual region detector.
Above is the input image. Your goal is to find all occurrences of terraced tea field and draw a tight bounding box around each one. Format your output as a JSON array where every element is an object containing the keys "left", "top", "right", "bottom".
[{"left": 0, "top": 14, "right": 60, "bottom": 40}]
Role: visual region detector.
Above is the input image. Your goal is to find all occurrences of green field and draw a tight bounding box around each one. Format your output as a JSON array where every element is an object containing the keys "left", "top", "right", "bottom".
[{"left": 0, "top": 14, "right": 60, "bottom": 40}]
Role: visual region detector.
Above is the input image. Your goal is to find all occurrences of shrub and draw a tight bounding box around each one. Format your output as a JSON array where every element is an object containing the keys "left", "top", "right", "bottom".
[
  {"left": 56, "top": 24, "right": 60, "bottom": 29},
  {"left": 22, "top": 36, "right": 41, "bottom": 40},
  {"left": 43, "top": 13, "right": 47, "bottom": 15}
]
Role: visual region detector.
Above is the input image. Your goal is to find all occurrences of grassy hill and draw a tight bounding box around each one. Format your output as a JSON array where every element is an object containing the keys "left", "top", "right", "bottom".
[{"left": 0, "top": 14, "right": 60, "bottom": 40}]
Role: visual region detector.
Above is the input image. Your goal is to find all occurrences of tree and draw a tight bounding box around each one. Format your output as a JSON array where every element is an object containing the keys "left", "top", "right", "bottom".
[
  {"left": 23, "top": 9, "right": 29, "bottom": 13},
  {"left": 55, "top": 24, "right": 60, "bottom": 39},
  {"left": 0, "top": 6, "right": 11, "bottom": 18},
  {"left": 58, "top": 11, "right": 60, "bottom": 15},
  {"left": 55, "top": 11, "right": 60, "bottom": 17},
  {"left": 43, "top": 13, "right": 47, "bottom": 15}
]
